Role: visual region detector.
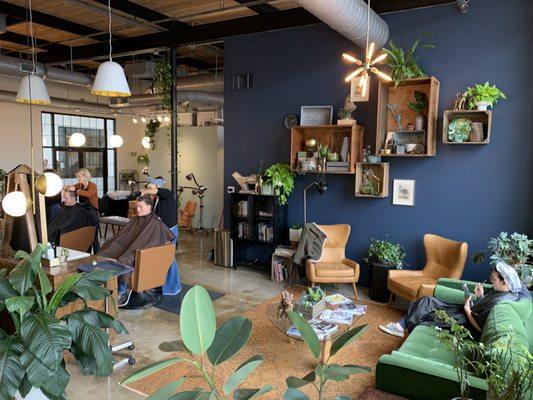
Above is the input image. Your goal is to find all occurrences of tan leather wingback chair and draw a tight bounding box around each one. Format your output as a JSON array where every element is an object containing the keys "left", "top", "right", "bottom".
[
  {"left": 179, "top": 200, "right": 197, "bottom": 233},
  {"left": 388, "top": 234, "right": 468, "bottom": 302},
  {"left": 60, "top": 226, "right": 96, "bottom": 253},
  {"left": 306, "top": 224, "right": 360, "bottom": 300}
]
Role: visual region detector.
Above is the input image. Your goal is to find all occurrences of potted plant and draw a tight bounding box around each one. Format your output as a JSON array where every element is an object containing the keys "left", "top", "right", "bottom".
[
  {"left": 294, "top": 286, "right": 326, "bottom": 319},
  {"left": 317, "top": 144, "right": 329, "bottom": 171},
  {"left": 121, "top": 285, "right": 272, "bottom": 399},
  {"left": 289, "top": 223, "right": 303, "bottom": 242},
  {"left": 382, "top": 38, "right": 435, "bottom": 86},
  {"left": 448, "top": 118, "right": 472, "bottom": 143},
  {"left": 408, "top": 90, "right": 428, "bottom": 130},
  {"left": 464, "top": 82, "right": 507, "bottom": 110},
  {"left": 365, "top": 238, "right": 406, "bottom": 269},
  {"left": 337, "top": 107, "right": 354, "bottom": 125},
  {"left": 0, "top": 244, "right": 126, "bottom": 400},
  {"left": 264, "top": 163, "right": 295, "bottom": 206}
]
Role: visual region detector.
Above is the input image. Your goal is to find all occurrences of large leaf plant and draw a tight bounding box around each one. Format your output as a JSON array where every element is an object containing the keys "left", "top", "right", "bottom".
[
  {"left": 0, "top": 244, "right": 127, "bottom": 400},
  {"left": 382, "top": 38, "right": 435, "bottom": 86},
  {"left": 121, "top": 285, "right": 272, "bottom": 399}
]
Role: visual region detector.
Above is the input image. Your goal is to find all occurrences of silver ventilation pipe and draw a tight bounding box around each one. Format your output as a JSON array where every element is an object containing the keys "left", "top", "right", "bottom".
[
  {"left": 176, "top": 73, "right": 224, "bottom": 93},
  {"left": 293, "top": 0, "right": 389, "bottom": 49},
  {"left": 118, "top": 91, "right": 224, "bottom": 107}
]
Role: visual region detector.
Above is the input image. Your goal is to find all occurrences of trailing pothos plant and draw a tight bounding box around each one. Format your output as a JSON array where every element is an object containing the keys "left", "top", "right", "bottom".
[
  {"left": 264, "top": 163, "right": 295, "bottom": 206},
  {"left": 144, "top": 119, "right": 161, "bottom": 150},
  {"left": 0, "top": 244, "right": 126, "bottom": 400},
  {"left": 283, "top": 312, "right": 370, "bottom": 400},
  {"left": 121, "top": 285, "right": 272, "bottom": 399},
  {"left": 154, "top": 60, "right": 172, "bottom": 111}
]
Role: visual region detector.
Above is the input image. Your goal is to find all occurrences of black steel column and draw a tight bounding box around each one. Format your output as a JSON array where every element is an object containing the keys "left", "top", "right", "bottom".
[{"left": 170, "top": 47, "right": 178, "bottom": 199}]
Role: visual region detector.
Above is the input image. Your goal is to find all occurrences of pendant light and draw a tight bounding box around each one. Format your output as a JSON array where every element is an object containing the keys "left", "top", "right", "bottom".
[
  {"left": 91, "top": 0, "right": 131, "bottom": 97},
  {"left": 35, "top": 172, "right": 63, "bottom": 197},
  {"left": 341, "top": 0, "right": 391, "bottom": 94},
  {"left": 69, "top": 132, "right": 86, "bottom": 147},
  {"left": 15, "top": 0, "right": 50, "bottom": 105},
  {"left": 141, "top": 136, "right": 152, "bottom": 149},
  {"left": 2, "top": 191, "right": 31, "bottom": 217},
  {"left": 109, "top": 134, "right": 123, "bottom": 148}
]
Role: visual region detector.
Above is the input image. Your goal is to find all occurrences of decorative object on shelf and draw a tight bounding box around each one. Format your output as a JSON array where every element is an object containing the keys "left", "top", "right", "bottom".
[
  {"left": 91, "top": 0, "right": 131, "bottom": 97},
  {"left": 443, "top": 110, "right": 492, "bottom": 144},
  {"left": 231, "top": 171, "right": 259, "bottom": 194},
  {"left": 284, "top": 113, "right": 299, "bottom": 130},
  {"left": 387, "top": 104, "right": 404, "bottom": 130},
  {"left": 154, "top": 60, "right": 172, "bottom": 111},
  {"left": 277, "top": 290, "right": 294, "bottom": 319},
  {"left": 350, "top": 75, "right": 370, "bottom": 102},
  {"left": 317, "top": 144, "right": 329, "bottom": 172},
  {"left": 289, "top": 224, "right": 303, "bottom": 242},
  {"left": 464, "top": 81, "right": 507, "bottom": 110},
  {"left": 365, "top": 237, "right": 407, "bottom": 269},
  {"left": 448, "top": 118, "right": 472, "bottom": 143},
  {"left": 305, "top": 137, "right": 318, "bottom": 149},
  {"left": 303, "top": 175, "right": 327, "bottom": 224},
  {"left": 382, "top": 37, "right": 435, "bottom": 86},
  {"left": 337, "top": 107, "right": 353, "bottom": 125},
  {"left": 264, "top": 163, "right": 295, "bottom": 206},
  {"left": 408, "top": 91, "right": 428, "bottom": 130},
  {"left": 294, "top": 286, "right": 326, "bottom": 319},
  {"left": 355, "top": 162, "right": 389, "bottom": 198},
  {"left": 392, "top": 179, "right": 415, "bottom": 206},
  {"left": 404, "top": 143, "right": 417, "bottom": 153},
  {"left": 367, "top": 154, "right": 381, "bottom": 163},
  {"left": 360, "top": 168, "right": 380, "bottom": 196},
  {"left": 469, "top": 122, "right": 484, "bottom": 142},
  {"left": 453, "top": 92, "right": 467, "bottom": 110},
  {"left": 326, "top": 152, "right": 339, "bottom": 162},
  {"left": 300, "top": 106, "right": 333, "bottom": 126},
  {"left": 342, "top": 0, "right": 391, "bottom": 100}
]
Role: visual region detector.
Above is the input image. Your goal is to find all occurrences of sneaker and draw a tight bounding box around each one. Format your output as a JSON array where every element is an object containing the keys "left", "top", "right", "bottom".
[
  {"left": 379, "top": 322, "right": 405, "bottom": 338},
  {"left": 118, "top": 290, "right": 132, "bottom": 307}
]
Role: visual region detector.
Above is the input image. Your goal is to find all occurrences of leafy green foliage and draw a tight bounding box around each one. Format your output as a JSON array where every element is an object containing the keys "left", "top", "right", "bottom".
[
  {"left": 285, "top": 311, "right": 369, "bottom": 400},
  {"left": 137, "top": 153, "right": 150, "bottom": 166},
  {"left": 143, "top": 119, "right": 161, "bottom": 150},
  {"left": 407, "top": 90, "right": 428, "bottom": 115},
  {"left": 264, "top": 163, "right": 296, "bottom": 206},
  {"left": 464, "top": 82, "right": 507, "bottom": 109},
  {"left": 448, "top": 118, "right": 472, "bottom": 143},
  {"left": 337, "top": 108, "right": 351, "bottom": 120},
  {"left": 122, "top": 285, "right": 270, "bottom": 400},
  {"left": 365, "top": 238, "right": 406, "bottom": 268},
  {"left": 382, "top": 38, "right": 435, "bottom": 86},
  {"left": 0, "top": 244, "right": 126, "bottom": 400},
  {"left": 155, "top": 60, "right": 172, "bottom": 111}
]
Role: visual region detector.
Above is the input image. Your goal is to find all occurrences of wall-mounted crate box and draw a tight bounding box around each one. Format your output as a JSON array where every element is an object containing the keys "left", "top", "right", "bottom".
[
  {"left": 290, "top": 124, "right": 364, "bottom": 174},
  {"left": 442, "top": 110, "right": 492, "bottom": 144},
  {"left": 355, "top": 162, "right": 389, "bottom": 198},
  {"left": 375, "top": 77, "right": 440, "bottom": 157}
]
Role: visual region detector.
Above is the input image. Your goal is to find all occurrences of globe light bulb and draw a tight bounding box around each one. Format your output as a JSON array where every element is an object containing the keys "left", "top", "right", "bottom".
[
  {"left": 2, "top": 191, "right": 29, "bottom": 217},
  {"left": 141, "top": 117, "right": 147, "bottom": 123},
  {"left": 132, "top": 117, "right": 138, "bottom": 124},
  {"left": 109, "top": 134, "right": 123, "bottom": 148},
  {"left": 69, "top": 132, "right": 86, "bottom": 147},
  {"left": 141, "top": 136, "right": 152, "bottom": 149},
  {"left": 35, "top": 172, "right": 63, "bottom": 197},
  {"left": 164, "top": 116, "right": 170, "bottom": 123},
  {"left": 157, "top": 116, "right": 163, "bottom": 122}
]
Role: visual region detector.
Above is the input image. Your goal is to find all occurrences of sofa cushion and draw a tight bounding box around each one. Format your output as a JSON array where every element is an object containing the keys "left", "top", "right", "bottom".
[
  {"left": 314, "top": 262, "right": 355, "bottom": 278},
  {"left": 481, "top": 301, "right": 529, "bottom": 350},
  {"left": 388, "top": 276, "right": 436, "bottom": 299},
  {"left": 397, "top": 325, "right": 456, "bottom": 366}
]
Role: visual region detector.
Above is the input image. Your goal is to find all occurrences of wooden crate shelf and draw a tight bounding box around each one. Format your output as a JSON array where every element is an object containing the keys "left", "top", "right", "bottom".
[
  {"left": 355, "top": 162, "right": 389, "bottom": 198},
  {"left": 375, "top": 77, "right": 440, "bottom": 157},
  {"left": 442, "top": 110, "right": 492, "bottom": 144},
  {"left": 290, "top": 124, "right": 364, "bottom": 174}
]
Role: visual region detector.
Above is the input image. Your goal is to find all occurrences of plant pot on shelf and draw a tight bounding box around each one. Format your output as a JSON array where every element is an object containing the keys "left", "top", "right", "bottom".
[
  {"left": 295, "top": 298, "right": 325, "bottom": 320},
  {"left": 475, "top": 101, "right": 489, "bottom": 111},
  {"left": 414, "top": 115, "right": 425, "bottom": 130},
  {"left": 317, "top": 157, "right": 327, "bottom": 172},
  {"left": 289, "top": 228, "right": 303, "bottom": 242},
  {"left": 337, "top": 118, "right": 356, "bottom": 126}
]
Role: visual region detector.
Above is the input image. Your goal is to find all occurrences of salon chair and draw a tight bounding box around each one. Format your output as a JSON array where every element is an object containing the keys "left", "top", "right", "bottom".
[
  {"left": 59, "top": 226, "right": 96, "bottom": 253},
  {"left": 120, "top": 243, "right": 176, "bottom": 309}
]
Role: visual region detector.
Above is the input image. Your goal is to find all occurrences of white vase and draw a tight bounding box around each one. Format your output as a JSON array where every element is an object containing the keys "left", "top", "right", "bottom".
[
  {"left": 475, "top": 101, "right": 489, "bottom": 111},
  {"left": 15, "top": 388, "right": 49, "bottom": 400},
  {"left": 414, "top": 115, "right": 424, "bottom": 130},
  {"left": 289, "top": 228, "right": 303, "bottom": 242}
]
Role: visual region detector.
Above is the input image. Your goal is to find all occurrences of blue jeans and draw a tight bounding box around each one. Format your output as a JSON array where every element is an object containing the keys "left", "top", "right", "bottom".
[{"left": 162, "top": 225, "right": 181, "bottom": 295}]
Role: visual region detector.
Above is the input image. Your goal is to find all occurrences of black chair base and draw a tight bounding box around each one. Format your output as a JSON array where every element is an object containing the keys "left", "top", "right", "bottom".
[{"left": 120, "top": 291, "right": 161, "bottom": 310}]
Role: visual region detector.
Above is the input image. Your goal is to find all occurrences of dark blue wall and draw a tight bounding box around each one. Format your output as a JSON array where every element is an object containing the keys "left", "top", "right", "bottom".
[{"left": 224, "top": 0, "right": 533, "bottom": 284}]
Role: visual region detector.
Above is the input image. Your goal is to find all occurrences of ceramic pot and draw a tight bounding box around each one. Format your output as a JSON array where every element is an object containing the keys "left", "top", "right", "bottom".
[
  {"left": 289, "top": 228, "right": 303, "bottom": 242},
  {"left": 337, "top": 118, "right": 356, "bottom": 126},
  {"left": 475, "top": 101, "right": 489, "bottom": 111},
  {"left": 317, "top": 157, "right": 327, "bottom": 171},
  {"left": 327, "top": 152, "right": 339, "bottom": 161},
  {"left": 414, "top": 114, "right": 425, "bottom": 130}
]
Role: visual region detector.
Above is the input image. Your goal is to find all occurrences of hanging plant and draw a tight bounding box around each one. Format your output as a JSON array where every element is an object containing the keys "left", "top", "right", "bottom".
[
  {"left": 137, "top": 154, "right": 150, "bottom": 166},
  {"left": 144, "top": 119, "right": 160, "bottom": 149},
  {"left": 264, "top": 163, "right": 296, "bottom": 206},
  {"left": 154, "top": 60, "right": 172, "bottom": 111}
]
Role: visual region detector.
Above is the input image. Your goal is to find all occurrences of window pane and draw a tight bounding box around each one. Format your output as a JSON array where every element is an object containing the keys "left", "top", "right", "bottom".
[{"left": 42, "top": 148, "right": 53, "bottom": 171}]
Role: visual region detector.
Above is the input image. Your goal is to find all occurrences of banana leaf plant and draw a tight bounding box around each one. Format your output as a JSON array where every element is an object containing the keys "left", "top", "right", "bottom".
[
  {"left": 0, "top": 244, "right": 127, "bottom": 400},
  {"left": 121, "top": 285, "right": 272, "bottom": 400},
  {"left": 283, "top": 312, "right": 370, "bottom": 400}
]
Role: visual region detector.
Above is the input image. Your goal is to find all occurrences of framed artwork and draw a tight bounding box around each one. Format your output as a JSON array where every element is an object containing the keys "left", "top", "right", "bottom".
[
  {"left": 350, "top": 76, "right": 370, "bottom": 102},
  {"left": 393, "top": 179, "right": 415, "bottom": 206}
]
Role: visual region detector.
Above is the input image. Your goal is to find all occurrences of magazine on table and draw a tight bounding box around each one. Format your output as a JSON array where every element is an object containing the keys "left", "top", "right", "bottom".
[
  {"left": 331, "top": 302, "right": 368, "bottom": 315},
  {"left": 287, "top": 319, "right": 338, "bottom": 340},
  {"left": 325, "top": 293, "right": 352, "bottom": 305},
  {"left": 321, "top": 309, "right": 354, "bottom": 325}
]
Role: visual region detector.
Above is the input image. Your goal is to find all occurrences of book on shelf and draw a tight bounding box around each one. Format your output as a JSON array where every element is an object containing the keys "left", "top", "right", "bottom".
[
  {"left": 257, "top": 222, "right": 273, "bottom": 242},
  {"left": 236, "top": 201, "right": 249, "bottom": 217},
  {"left": 326, "top": 161, "right": 349, "bottom": 167},
  {"left": 287, "top": 319, "right": 338, "bottom": 340},
  {"left": 320, "top": 309, "right": 353, "bottom": 325},
  {"left": 326, "top": 167, "right": 350, "bottom": 173},
  {"left": 331, "top": 302, "right": 367, "bottom": 315},
  {"left": 258, "top": 210, "right": 273, "bottom": 217},
  {"left": 271, "top": 259, "right": 287, "bottom": 282},
  {"left": 237, "top": 222, "right": 249, "bottom": 239}
]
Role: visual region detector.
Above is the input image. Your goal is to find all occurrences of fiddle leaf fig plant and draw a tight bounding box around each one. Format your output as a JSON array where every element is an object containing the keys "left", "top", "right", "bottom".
[
  {"left": 364, "top": 238, "right": 406, "bottom": 268},
  {"left": 265, "top": 163, "right": 296, "bottom": 206},
  {"left": 121, "top": 285, "right": 272, "bottom": 400},
  {"left": 464, "top": 82, "right": 507, "bottom": 109},
  {"left": 0, "top": 244, "right": 126, "bottom": 400}
]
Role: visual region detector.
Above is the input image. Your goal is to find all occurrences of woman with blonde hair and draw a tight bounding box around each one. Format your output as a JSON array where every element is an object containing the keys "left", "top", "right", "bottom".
[{"left": 67, "top": 167, "right": 100, "bottom": 252}]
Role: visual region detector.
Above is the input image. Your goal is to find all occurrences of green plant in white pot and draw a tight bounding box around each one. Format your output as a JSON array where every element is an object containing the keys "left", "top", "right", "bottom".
[
  {"left": 265, "top": 163, "right": 296, "bottom": 206},
  {"left": 464, "top": 82, "right": 507, "bottom": 110},
  {"left": 0, "top": 244, "right": 126, "bottom": 400}
]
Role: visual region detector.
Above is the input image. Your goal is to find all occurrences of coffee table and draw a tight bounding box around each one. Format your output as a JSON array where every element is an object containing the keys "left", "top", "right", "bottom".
[{"left": 266, "top": 300, "right": 364, "bottom": 363}]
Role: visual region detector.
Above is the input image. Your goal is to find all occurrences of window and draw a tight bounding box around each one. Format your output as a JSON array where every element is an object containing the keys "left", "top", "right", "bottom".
[{"left": 41, "top": 112, "right": 117, "bottom": 197}]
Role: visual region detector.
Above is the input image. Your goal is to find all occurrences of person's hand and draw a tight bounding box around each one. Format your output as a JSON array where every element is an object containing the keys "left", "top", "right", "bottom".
[
  {"left": 464, "top": 296, "right": 472, "bottom": 313},
  {"left": 474, "top": 283, "right": 484, "bottom": 298}
]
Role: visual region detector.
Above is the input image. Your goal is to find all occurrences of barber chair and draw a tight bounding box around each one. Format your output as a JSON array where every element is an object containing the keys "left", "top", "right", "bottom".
[
  {"left": 120, "top": 243, "right": 176, "bottom": 310},
  {"left": 60, "top": 226, "right": 96, "bottom": 253}
]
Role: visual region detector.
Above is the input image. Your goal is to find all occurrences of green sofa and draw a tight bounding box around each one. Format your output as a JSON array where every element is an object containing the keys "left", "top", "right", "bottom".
[{"left": 375, "top": 278, "right": 532, "bottom": 400}]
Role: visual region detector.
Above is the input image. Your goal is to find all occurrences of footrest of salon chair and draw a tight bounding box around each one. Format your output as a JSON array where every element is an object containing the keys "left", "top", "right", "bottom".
[{"left": 120, "top": 291, "right": 161, "bottom": 310}]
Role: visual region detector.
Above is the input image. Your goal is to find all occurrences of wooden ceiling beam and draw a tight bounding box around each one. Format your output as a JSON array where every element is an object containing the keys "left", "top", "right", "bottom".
[
  {"left": 233, "top": 0, "right": 279, "bottom": 15},
  {"left": 370, "top": 0, "right": 455, "bottom": 14}
]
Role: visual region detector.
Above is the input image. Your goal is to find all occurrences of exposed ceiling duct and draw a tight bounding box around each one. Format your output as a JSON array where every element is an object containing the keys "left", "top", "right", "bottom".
[
  {"left": 293, "top": 0, "right": 389, "bottom": 49},
  {"left": 175, "top": 73, "right": 223, "bottom": 93},
  {"left": 112, "top": 91, "right": 224, "bottom": 108}
]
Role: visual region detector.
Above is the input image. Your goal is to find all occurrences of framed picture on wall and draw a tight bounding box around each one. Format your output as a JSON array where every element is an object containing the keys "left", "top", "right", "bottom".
[
  {"left": 350, "top": 76, "right": 370, "bottom": 102},
  {"left": 393, "top": 179, "right": 415, "bottom": 206}
]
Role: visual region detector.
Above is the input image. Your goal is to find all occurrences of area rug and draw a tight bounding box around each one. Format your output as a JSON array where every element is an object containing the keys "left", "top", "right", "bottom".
[
  {"left": 154, "top": 284, "right": 225, "bottom": 315},
  {"left": 123, "top": 292, "right": 404, "bottom": 399},
  {"left": 357, "top": 387, "right": 408, "bottom": 400}
]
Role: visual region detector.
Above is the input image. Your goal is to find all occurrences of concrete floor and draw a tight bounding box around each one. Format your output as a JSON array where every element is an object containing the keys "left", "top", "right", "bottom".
[{"left": 65, "top": 231, "right": 371, "bottom": 399}]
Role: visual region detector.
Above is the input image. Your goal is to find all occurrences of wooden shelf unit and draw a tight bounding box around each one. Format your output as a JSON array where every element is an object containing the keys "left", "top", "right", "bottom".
[
  {"left": 375, "top": 77, "right": 440, "bottom": 157},
  {"left": 442, "top": 110, "right": 492, "bottom": 144},
  {"left": 355, "top": 162, "right": 389, "bottom": 198},
  {"left": 290, "top": 124, "right": 364, "bottom": 174}
]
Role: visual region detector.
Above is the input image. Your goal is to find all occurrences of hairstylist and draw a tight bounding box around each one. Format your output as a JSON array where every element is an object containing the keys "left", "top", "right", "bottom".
[
  {"left": 141, "top": 176, "right": 181, "bottom": 295},
  {"left": 67, "top": 168, "right": 100, "bottom": 252}
]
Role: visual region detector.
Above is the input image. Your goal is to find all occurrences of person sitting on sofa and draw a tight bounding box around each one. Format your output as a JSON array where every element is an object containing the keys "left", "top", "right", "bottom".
[
  {"left": 379, "top": 261, "right": 529, "bottom": 338},
  {"left": 98, "top": 195, "right": 174, "bottom": 307},
  {"left": 47, "top": 189, "right": 96, "bottom": 246}
]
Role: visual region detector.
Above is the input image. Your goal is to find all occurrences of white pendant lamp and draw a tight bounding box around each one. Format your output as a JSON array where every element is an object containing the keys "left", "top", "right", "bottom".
[
  {"left": 109, "top": 134, "right": 123, "bottom": 148},
  {"left": 91, "top": 0, "right": 131, "bottom": 97},
  {"left": 69, "top": 132, "right": 86, "bottom": 147},
  {"left": 35, "top": 172, "right": 63, "bottom": 197},
  {"left": 16, "top": 74, "right": 51, "bottom": 105},
  {"left": 2, "top": 191, "right": 30, "bottom": 217},
  {"left": 141, "top": 136, "right": 152, "bottom": 149}
]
